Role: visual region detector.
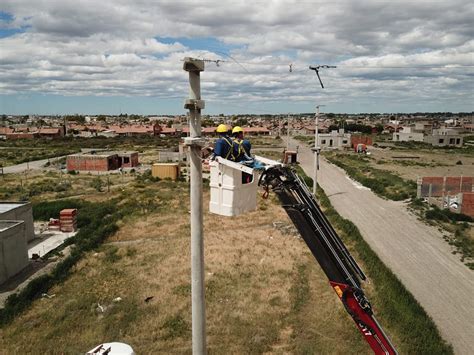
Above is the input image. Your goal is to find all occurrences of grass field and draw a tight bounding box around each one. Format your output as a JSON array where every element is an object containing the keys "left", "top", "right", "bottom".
[
  {"left": 0, "top": 173, "right": 451, "bottom": 353},
  {"left": 325, "top": 152, "right": 417, "bottom": 201},
  {"left": 0, "top": 169, "right": 136, "bottom": 202},
  {"left": 0, "top": 179, "right": 373, "bottom": 354},
  {"left": 0, "top": 136, "right": 181, "bottom": 167},
  {"left": 0, "top": 144, "right": 453, "bottom": 353}
]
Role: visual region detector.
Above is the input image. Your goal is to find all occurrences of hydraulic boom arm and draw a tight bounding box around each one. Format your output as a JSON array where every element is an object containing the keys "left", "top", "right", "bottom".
[{"left": 259, "top": 165, "right": 397, "bottom": 355}]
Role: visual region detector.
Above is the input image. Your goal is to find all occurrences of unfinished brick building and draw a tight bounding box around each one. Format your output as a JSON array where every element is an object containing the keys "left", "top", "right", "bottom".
[{"left": 66, "top": 151, "right": 138, "bottom": 172}]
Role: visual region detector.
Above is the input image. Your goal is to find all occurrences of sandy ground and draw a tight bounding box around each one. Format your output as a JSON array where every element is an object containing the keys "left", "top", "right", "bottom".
[{"left": 290, "top": 137, "right": 474, "bottom": 354}]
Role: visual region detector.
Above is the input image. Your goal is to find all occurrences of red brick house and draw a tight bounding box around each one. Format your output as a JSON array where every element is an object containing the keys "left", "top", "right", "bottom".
[
  {"left": 38, "top": 127, "right": 64, "bottom": 138},
  {"left": 67, "top": 151, "right": 139, "bottom": 172}
]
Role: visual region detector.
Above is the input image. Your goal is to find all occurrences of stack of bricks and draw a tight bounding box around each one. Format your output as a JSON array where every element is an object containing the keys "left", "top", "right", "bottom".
[{"left": 60, "top": 209, "right": 78, "bottom": 232}]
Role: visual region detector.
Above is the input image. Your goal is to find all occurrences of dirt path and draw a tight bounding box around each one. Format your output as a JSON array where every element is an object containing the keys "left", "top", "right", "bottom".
[
  {"left": 3, "top": 156, "right": 65, "bottom": 174},
  {"left": 290, "top": 138, "right": 474, "bottom": 354}
]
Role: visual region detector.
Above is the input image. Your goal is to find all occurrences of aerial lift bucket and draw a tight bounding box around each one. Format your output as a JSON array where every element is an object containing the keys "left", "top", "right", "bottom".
[{"left": 209, "top": 156, "right": 280, "bottom": 217}]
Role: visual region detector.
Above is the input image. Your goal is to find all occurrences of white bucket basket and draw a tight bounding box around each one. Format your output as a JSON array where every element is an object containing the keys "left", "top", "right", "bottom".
[
  {"left": 209, "top": 156, "right": 281, "bottom": 217},
  {"left": 209, "top": 158, "right": 258, "bottom": 217}
]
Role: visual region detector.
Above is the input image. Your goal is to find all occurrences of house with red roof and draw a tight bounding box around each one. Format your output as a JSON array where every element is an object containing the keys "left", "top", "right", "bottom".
[{"left": 37, "top": 127, "right": 64, "bottom": 138}]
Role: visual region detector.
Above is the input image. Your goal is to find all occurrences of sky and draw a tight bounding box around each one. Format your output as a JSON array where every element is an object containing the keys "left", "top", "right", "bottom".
[{"left": 0, "top": 0, "right": 473, "bottom": 115}]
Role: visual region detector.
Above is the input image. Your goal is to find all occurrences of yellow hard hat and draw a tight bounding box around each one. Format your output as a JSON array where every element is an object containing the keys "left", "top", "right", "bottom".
[
  {"left": 232, "top": 126, "right": 243, "bottom": 134},
  {"left": 216, "top": 124, "right": 228, "bottom": 133}
]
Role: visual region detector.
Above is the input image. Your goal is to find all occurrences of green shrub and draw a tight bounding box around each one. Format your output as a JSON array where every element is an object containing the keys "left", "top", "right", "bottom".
[
  {"left": 426, "top": 206, "right": 473, "bottom": 223},
  {"left": 90, "top": 176, "right": 104, "bottom": 192}
]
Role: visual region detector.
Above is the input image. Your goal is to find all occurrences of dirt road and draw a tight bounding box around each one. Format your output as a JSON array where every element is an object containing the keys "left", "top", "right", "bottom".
[
  {"left": 3, "top": 157, "right": 64, "bottom": 174},
  {"left": 290, "top": 138, "right": 474, "bottom": 354}
]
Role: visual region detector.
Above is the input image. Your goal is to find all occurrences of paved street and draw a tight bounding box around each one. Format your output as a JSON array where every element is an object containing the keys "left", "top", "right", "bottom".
[{"left": 290, "top": 138, "right": 474, "bottom": 354}]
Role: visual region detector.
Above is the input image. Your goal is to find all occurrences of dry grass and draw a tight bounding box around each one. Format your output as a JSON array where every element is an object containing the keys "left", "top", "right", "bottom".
[
  {"left": 0, "top": 188, "right": 371, "bottom": 354},
  {"left": 368, "top": 147, "right": 474, "bottom": 181},
  {"left": 0, "top": 169, "right": 136, "bottom": 202}
]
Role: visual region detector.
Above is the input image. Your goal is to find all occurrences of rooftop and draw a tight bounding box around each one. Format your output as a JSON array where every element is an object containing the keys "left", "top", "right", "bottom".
[
  {"left": 0, "top": 220, "right": 23, "bottom": 233},
  {"left": 68, "top": 151, "right": 138, "bottom": 158},
  {"left": 0, "top": 202, "right": 27, "bottom": 214}
]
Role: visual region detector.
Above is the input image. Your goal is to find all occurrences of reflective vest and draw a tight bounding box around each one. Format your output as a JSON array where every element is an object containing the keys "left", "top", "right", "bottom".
[
  {"left": 215, "top": 136, "right": 236, "bottom": 161},
  {"left": 234, "top": 138, "right": 251, "bottom": 161},
  {"left": 222, "top": 136, "right": 235, "bottom": 160}
]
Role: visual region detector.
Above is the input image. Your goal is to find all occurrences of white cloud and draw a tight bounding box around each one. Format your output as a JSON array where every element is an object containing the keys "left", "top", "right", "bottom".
[{"left": 0, "top": 0, "right": 472, "bottom": 112}]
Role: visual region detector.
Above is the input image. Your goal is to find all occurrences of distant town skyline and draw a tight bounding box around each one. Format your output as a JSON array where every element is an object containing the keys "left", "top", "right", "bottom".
[{"left": 1, "top": 1, "right": 473, "bottom": 115}]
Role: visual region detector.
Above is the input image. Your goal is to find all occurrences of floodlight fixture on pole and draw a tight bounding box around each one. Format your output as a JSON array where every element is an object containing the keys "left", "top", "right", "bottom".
[
  {"left": 183, "top": 57, "right": 207, "bottom": 355},
  {"left": 309, "top": 65, "right": 337, "bottom": 88},
  {"left": 312, "top": 104, "right": 325, "bottom": 195}
]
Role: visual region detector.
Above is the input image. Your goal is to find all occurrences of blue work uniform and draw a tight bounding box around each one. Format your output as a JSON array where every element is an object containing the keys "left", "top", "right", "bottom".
[{"left": 214, "top": 135, "right": 235, "bottom": 161}]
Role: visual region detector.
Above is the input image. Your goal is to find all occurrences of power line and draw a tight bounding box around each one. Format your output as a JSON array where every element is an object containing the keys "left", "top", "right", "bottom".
[{"left": 197, "top": 58, "right": 474, "bottom": 70}]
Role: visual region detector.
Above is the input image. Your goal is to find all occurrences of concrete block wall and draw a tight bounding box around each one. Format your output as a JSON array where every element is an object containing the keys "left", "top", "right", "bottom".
[
  {"left": 0, "top": 221, "right": 29, "bottom": 285},
  {"left": 0, "top": 202, "right": 35, "bottom": 242}
]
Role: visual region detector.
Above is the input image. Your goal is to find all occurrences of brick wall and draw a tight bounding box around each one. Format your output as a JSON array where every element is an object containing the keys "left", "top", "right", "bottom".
[
  {"left": 420, "top": 176, "right": 472, "bottom": 197},
  {"left": 461, "top": 192, "right": 474, "bottom": 217},
  {"left": 445, "top": 176, "right": 473, "bottom": 194},
  {"left": 119, "top": 153, "right": 139, "bottom": 168},
  {"left": 420, "top": 177, "right": 444, "bottom": 197},
  {"left": 67, "top": 156, "right": 110, "bottom": 171},
  {"left": 6, "top": 133, "right": 38, "bottom": 139},
  {"left": 351, "top": 135, "right": 373, "bottom": 148}
]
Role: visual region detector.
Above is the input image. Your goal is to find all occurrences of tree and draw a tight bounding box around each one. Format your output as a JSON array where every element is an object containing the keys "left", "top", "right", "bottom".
[{"left": 234, "top": 117, "right": 249, "bottom": 127}]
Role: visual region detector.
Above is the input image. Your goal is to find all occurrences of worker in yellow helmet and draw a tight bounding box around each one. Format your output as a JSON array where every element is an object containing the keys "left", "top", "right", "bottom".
[
  {"left": 212, "top": 124, "right": 236, "bottom": 161},
  {"left": 232, "top": 125, "right": 254, "bottom": 184},
  {"left": 232, "top": 126, "right": 252, "bottom": 162}
]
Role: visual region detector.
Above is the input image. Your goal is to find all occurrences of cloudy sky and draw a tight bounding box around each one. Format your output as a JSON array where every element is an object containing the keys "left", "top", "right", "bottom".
[{"left": 0, "top": 0, "right": 473, "bottom": 115}]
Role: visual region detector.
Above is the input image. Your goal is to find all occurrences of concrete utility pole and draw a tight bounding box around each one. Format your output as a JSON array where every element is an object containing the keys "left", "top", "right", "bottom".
[
  {"left": 183, "top": 57, "right": 207, "bottom": 355},
  {"left": 286, "top": 114, "right": 290, "bottom": 151},
  {"left": 312, "top": 105, "right": 324, "bottom": 195}
]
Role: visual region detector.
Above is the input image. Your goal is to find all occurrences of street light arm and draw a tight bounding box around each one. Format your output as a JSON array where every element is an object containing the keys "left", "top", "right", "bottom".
[{"left": 309, "top": 65, "right": 337, "bottom": 89}]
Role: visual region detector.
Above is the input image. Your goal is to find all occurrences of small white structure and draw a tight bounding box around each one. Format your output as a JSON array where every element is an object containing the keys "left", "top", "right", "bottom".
[
  {"left": 87, "top": 342, "right": 135, "bottom": 355},
  {"left": 317, "top": 129, "right": 351, "bottom": 150},
  {"left": 0, "top": 220, "right": 29, "bottom": 285},
  {"left": 424, "top": 128, "right": 463, "bottom": 147},
  {"left": 0, "top": 202, "right": 35, "bottom": 242},
  {"left": 209, "top": 156, "right": 279, "bottom": 217},
  {"left": 393, "top": 126, "right": 425, "bottom": 142}
]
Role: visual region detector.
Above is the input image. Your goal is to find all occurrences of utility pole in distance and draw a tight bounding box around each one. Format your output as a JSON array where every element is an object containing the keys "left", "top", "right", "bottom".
[
  {"left": 312, "top": 105, "right": 325, "bottom": 195},
  {"left": 308, "top": 64, "right": 334, "bottom": 195},
  {"left": 183, "top": 57, "right": 207, "bottom": 355},
  {"left": 287, "top": 114, "right": 290, "bottom": 151}
]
